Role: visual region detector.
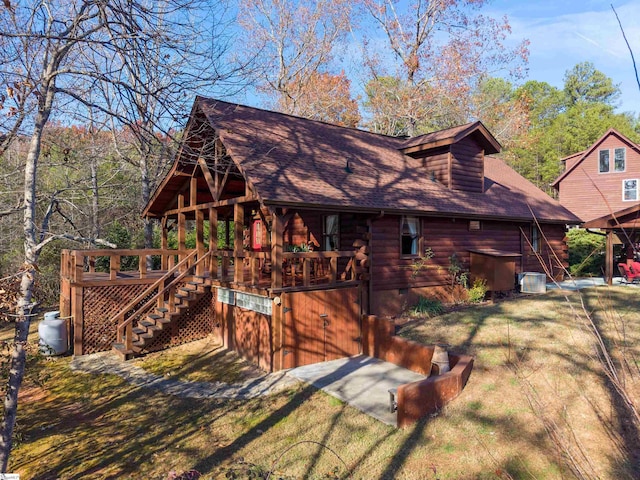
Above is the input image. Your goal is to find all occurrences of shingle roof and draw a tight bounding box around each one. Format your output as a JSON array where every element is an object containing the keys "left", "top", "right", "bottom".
[{"left": 157, "top": 97, "right": 580, "bottom": 224}]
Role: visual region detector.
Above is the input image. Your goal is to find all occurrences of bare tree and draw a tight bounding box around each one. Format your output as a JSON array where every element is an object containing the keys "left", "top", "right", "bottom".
[
  {"left": 360, "top": 0, "right": 529, "bottom": 135},
  {"left": 0, "top": 0, "right": 236, "bottom": 470},
  {"left": 238, "top": 0, "right": 354, "bottom": 113}
]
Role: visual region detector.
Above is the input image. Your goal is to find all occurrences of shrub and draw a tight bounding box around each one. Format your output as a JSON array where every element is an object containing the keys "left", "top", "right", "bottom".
[
  {"left": 468, "top": 279, "right": 487, "bottom": 303},
  {"left": 408, "top": 297, "right": 444, "bottom": 317},
  {"left": 566, "top": 228, "right": 606, "bottom": 276}
]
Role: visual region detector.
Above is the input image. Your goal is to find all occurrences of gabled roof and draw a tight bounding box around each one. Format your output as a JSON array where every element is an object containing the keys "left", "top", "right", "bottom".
[
  {"left": 551, "top": 129, "right": 640, "bottom": 188},
  {"left": 399, "top": 121, "right": 501, "bottom": 156},
  {"left": 583, "top": 203, "right": 640, "bottom": 229},
  {"left": 146, "top": 97, "right": 580, "bottom": 224}
]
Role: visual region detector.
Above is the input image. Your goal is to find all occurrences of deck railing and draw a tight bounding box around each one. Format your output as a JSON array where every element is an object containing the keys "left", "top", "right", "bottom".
[{"left": 61, "top": 248, "right": 360, "bottom": 290}]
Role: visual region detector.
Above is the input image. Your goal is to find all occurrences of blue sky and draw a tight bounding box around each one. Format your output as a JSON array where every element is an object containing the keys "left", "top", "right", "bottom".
[{"left": 488, "top": 0, "right": 640, "bottom": 113}]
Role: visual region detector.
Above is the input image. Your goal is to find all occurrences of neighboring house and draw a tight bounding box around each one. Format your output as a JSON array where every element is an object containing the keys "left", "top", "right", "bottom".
[
  {"left": 60, "top": 97, "right": 579, "bottom": 372},
  {"left": 551, "top": 129, "right": 640, "bottom": 222}
]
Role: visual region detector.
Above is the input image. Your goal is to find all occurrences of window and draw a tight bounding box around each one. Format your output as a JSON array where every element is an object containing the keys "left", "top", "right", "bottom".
[
  {"left": 531, "top": 225, "right": 541, "bottom": 253},
  {"left": 401, "top": 216, "right": 420, "bottom": 256},
  {"left": 323, "top": 214, "right": 339, "bottom": 250},
  {"left": 623, "top": 179, "right": 638, "bottom": 201},
  {"left": 469, "top": 220, "right": 481, "bottom": 231},
  {"left": 615, "top": 148, "right": 626, "bottom": 172},
  {"left": 599, "top": 149, "right": 610, "bottom": 173}
]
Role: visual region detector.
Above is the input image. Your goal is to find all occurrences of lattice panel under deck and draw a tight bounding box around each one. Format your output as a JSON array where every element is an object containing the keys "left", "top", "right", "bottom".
[
  {"left": 144, "top": 291, "right": 214, "bottom": 353},
  {"left": 82, "top": 284, "right": 150, "bottom": 354}
]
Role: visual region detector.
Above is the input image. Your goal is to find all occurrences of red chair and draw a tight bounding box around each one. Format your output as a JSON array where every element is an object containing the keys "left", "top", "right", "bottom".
[{"left": 618, "top": 263, "right": 640, "bottom": 284}]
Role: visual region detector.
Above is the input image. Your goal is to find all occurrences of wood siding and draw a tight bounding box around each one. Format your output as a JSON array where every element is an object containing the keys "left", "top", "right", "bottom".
[
  {"left": 558, "top": 134, "right": 640, "bottom": 222},
  {"left": 450, "top": 137, "right": 484, "bottom": 193},
  {"left": 370, "top": 216, "right": 567, "bottom": 292},
  {"left": 422, "top": 148, "right": 450, "bottom": 187}
]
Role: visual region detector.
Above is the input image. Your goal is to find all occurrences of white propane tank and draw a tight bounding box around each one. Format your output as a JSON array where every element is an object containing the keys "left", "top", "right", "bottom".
[{"left": 38, "top": 311, "right": 68, "bottom": 356}]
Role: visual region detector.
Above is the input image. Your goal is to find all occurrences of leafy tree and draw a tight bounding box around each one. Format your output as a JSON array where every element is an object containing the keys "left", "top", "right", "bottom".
[{"left": 564, "top": 61, "right": 621, "bottom": 106}]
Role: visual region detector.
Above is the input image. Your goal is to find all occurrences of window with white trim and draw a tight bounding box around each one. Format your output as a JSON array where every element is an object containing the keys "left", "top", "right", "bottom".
[
  {"left": 323, "top": 214, "right": 339, "bottom": 251},
  {"left": 401, "top": 216, "right": 420, "bottom": 256},
  {"left": 599, "top": 149, "right": 610, "bottom": 173},
  {"left": 623, "top": 179, "right": 638, "bottom": 201},
  {"left": 615, "top": 147, "right": 626, "bottom": 172}
]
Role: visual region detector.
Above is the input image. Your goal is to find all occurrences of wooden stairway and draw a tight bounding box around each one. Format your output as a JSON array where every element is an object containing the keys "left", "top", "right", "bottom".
[{"left": 112, "top": 275, "right": 210, "bottom": 360}]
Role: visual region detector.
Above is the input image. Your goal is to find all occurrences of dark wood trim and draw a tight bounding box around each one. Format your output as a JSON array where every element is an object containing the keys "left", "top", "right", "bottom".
[{"left": 151, "top": 195, "right": 260, "bottom": 217}]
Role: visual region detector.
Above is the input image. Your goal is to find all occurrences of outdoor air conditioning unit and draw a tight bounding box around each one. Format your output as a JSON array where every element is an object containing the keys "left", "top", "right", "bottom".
[{"left": 519, "top": 272, "right": 547, "bottom": 294}]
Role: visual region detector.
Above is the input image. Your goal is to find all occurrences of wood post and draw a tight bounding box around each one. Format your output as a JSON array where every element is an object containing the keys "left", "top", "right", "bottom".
[
  {"left": 178, "top": 193, "right": 186, "bottom": 271},
  {"left": 161, "top": 216, "right": 168, "bottom": 270},
  {"left": 234, "top": 203, "right": 244, "bottom": 284},
  {"left": 271, "top": 212, "right": 283, "bottom": 289},
  {"left": 196, "top": 208, "right": 205, "bottom": 277},
  {"left": 209, "top": 207, "right": 218, "bottom": 279},
  {"left": 606, "top": 230, "right": 614, "bottom": 285}
]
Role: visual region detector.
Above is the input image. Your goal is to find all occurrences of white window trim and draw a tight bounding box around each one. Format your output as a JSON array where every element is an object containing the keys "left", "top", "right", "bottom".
[
  {"left": 614, "top": 147, "right": 626, "bottom": 172},
  {"left": 623, "top": 178, "right": 639, "bottom": 202}
]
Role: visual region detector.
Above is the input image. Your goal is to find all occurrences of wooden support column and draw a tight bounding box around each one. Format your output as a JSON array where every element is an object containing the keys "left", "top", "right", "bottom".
[
  {"left": 606, "top": 230, "right": 614, "bottom": 286},
  {"left": 196, "top": 208, "right": 205, "bottom": 276},
  {"left": 209, "top": 207, "right": 218, "bottom": 279},
  {"left": 190, "top": 176, "right": 198, "bottom": 207},
  {"left": 234, "top": 203, "right": 245, "bottom": 284},
  {"left": 161, "top": 216, "right": 169, "bottom": 270},
  {"left": 271, "top": 212, "right": 283, "bottom": 289},
  {"left": 72, "top": 252, "right": 84, "bottom": 355},
  {"left": 178, "top": 193, "right": 186, "bottom": 271}
]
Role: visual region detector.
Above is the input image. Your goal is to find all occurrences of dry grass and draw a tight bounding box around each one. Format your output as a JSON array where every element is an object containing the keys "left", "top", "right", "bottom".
[{"left": 6, "top": 286, "right": 640, "bottom": 479}]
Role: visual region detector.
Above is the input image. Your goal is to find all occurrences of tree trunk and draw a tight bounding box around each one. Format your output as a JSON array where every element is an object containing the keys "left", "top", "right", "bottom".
[{"left": 0, "top": 90, "right": 53, "bottom": 472}]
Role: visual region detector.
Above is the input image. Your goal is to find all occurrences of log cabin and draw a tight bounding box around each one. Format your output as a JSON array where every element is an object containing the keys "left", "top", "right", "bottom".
[{"left": 60, "top": 97, "right": 580, "bottom": 372}]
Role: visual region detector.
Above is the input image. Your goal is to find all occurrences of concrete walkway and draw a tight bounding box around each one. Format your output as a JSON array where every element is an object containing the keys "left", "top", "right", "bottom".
[
  {"left": 70, "top": 351, "right": 299, "bottom": 400},
  {"left": 70, "top": 352, "right": 424, "bottom": 426},
  {"left": 547, "top": 276, "right": 637, "bottom": 291},
  {"left": 287, "top": 355, "right": 425, "bottom": 426}
]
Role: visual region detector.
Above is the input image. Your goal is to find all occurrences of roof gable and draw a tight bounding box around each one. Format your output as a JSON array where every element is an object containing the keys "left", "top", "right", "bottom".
[
  {"left": 551, "top": 129, "right": 640, "bottom": 188},
  {"left": 399, "top": 121, "right": 501, "bottom": 157}
]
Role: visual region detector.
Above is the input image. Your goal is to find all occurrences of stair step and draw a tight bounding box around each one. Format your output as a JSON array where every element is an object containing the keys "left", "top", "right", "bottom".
[
  {"left": 112, "top": 343, "right": 134, "bottom": 360},
  {"left": 156, "top": 307, "right": 169, "bottom": 313}
]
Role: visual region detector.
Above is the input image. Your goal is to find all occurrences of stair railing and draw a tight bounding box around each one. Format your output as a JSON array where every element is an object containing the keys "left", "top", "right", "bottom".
[{"left": 113, "top": 249, "right": 213, "bottom": 352}]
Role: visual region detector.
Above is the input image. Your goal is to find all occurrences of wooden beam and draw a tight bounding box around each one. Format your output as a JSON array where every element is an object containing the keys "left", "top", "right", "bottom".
[
  {"left": 234, "top": 203, "right": 244, "bottom": 284},
  {"left": 161, "top": 195, "right": 259, "bottom": 216},
  {"left": 178, "top": 193, "right": 186, "bottom": 263},
  {"left": 271, "top": 212, "right": 283, "bottom": 289},
  {"left": 198, "top": 157, "right": 218, "bottom": 200},
  {"left": 606, "top": 230, "right": 614, "bottom": 285},
  {"left": 209, "top": 207, "right": 218, "bottom": 279},
  {"left": 196, "top": 208, "right": 205, "bottom": 276},
  {"left": 190, "top": 176, "right": 198, "bottom": 207}
]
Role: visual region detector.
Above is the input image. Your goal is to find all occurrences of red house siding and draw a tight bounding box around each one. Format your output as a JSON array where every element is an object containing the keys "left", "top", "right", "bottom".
[{"left": 558, "top": 134, "right": 640, "bottom": 222}]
